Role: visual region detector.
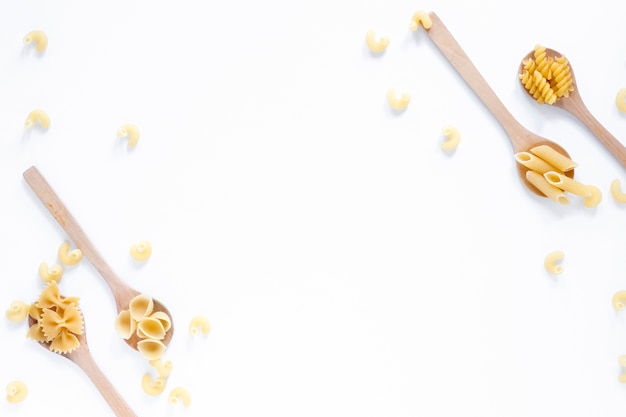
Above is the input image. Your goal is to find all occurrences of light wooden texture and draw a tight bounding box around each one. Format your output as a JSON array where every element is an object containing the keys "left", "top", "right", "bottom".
[
  {"left": 520, "top": 48, "right": 626, "bottom": 169},
  {"left": 23, "top": 165, "right": 174, "bottom": 349},
  {"left": 28, "top": 314, "right": 138, "bottom": 417},
  {"left": 424, "top": 12, "right": 574, "bottom": 196}
]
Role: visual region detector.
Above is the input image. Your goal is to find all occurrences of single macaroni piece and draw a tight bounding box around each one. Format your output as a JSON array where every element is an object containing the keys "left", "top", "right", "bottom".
[
  {"left": 149, "top": 358, "right": 173, "bottom": 377},
  {"left": 24, "top": 109, "right": 50, "bottom": 129},
  {"left": 130, "top": 240, "right": 152, "bottom": 261},
  {"left": 440, "top": 125, "right": 460, "bottom": 151},
  {"left": 408, "top": 10, "right": 432, "bottom": 31},
  {"left": 6, "top": 300, "right": 30, "bottom": 322},
  {"left": 38, "top": 262, "right": 63, "bottom": 283},
  {"left": 514, "top": 152, "right": 558, "bottom": 174},
  {"left": 543, "top": 171, "right": 591, "bottom": 197},
  {"left": 386, "top": 89, "right": 411, "bottom": 111},
  {"left": 169, "top": 387, "right": 191, "bottom": 407},
  {"left": 530, "top": 145, "right": 577, "bottom": 172},
  {"left": 58, "top": 241, "right": 83, "bottom": 266},
  {"left": 582, "top": 185, "right": 602, "bottom": 208},
  {"left": 612, "top": 290, "right": 626, "bottom": 310},
  {"left": 544, "top": 250, "right": 564, "bottom": 275},
  {"left": 611, "top": 179, "right": 626, "bottom": 203},
  {"left": 141, "top": 373, "right": 167, "bottom": 396},
  {"left": 525, "top": 171, "right": 569, "bottom": 205},
  {"left": 6, "top": 381, "right": 28, "bottom": 404},
  {"left": 117, "top": 123, "right": 140, "bottom": 147},
  {"left": 23, "top": 30, "right": 48, "bottom": 52},
  {"left": 189, "top": 315, "right": 211, "bottom": 336},
  {"left": 616, "top": 88, "right": 626, "bottom": 113},
  {"left": 365, "top": 29, "right": 389, "bottom": 53}
]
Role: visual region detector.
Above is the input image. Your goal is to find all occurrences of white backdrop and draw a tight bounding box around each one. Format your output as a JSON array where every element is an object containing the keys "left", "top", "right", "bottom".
[{"left": 2, "top": 0, "right": 626, "bottom": 416}]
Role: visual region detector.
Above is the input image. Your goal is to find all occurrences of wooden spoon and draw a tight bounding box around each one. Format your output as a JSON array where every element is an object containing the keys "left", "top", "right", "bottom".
[
  {"left": 519, "top": 48, "right": 626, "bottom": 168},
  {"left": 28, "top": 309, "right": 138, "bottom": 417},
  {"left": 422, "top": 12, "right": 574, "bottom": 196},
  {"left": 23, "top": 166, "right": 174, "bottom": 349}
]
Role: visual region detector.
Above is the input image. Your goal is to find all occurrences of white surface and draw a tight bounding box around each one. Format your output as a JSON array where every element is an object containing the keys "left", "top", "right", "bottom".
[{"left": 2, "top": 0, "right": 626, "bottom": 416}]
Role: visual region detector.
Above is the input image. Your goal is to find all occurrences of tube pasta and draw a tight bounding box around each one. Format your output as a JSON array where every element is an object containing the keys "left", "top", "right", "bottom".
[
  {"left": 582, "top": 185, "right": 602, "bottom": 208},
  {"left": 544, "top": 250, "right": 564, "bottom": 275},
  {"left": 610, "top": 179, "right": 626, "bottom": 203},
  {"left": 169, "top": 387, "right": 192, "bottom": 407},
  {"left": 117, "top": 123, "right": 140, "bottom": 147},
  {"left": 543, "top": 171, "right": 591, "bottom": 197},
  {"left": 386, "top": 89, "right": 411, "bottom": 111},
  {"left": 616, "top": 88, "right": 626, "bottom": 113},
  {"left": 23, "top": 30, "right": 48, "bottom": 52},
  {"left": 612, "top": 290, "right": 626, "bottom": 310},
  {"left": 525, "top": 171, "right": 569, "bottom": 205},
  {"left": 6, "top": 381, "right": 28, "bottom": 404},
  {"left": 58, "top": 241, "right": 83, "bottom": 266},
  {"left": 530, "top": 145, "right": 577, "bottom": 172},
  {"left": 130, "top": 240, "right": 152, "bottom": 261},
  {"left": 408, "top": 10, "right": 432, "bottom": 31},
  {"left": 189, "top": 315, "right": 211, "bottom": 336},
  {"left": 514, "top": 152, "right": 558, "bottom": 174},
  {"left": 24, "top": 109, "right": 50, "bottom": 129},
  {"left": 6, "top": 300, "right": 30, "bottom": 322},
  {"left": 149, "top": 358, "right": 173, "bottom": 377},
  {"left": 365, "top": 29, "right": 389, "bottom": 53},
  {"left": 141, "top": 373, "right": 167, "bottom": 396},
  {"left": 38, "top": 262, "right": 63, "bottom": 283},
  {"left": 440, "top": 125, "right": 460, "bottom": 151}
]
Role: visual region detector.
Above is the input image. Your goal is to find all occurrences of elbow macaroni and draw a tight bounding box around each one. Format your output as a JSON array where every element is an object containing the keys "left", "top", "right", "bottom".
[
  {"left": 582, "top": 185, "right": 602, "bottom": 208},
  {"left": 610, "top": 179, "right": 626, "bottom": 203},
  {"left": 23, "top": 30, "right": 47, "bottom": 52},
  {"left": 440, "top": 125, "right": 460, "bottom": 151},
  {"left": 24, "top": 109, "right": 50, "bottom": 129},
  {"left": 365, "top": 29, "right": 389, "bottom": 53},
  {"left": 612, "top": 290, "right": 626, "bottom": 311},
  {"left": 616, "top": 88, "right": 626, "bottom": 113},
  {"left": 169, "top": 387, "right": 191, "bottom": 407},
  {"left": 58, "top": 241, "right": 82, "bottom": 266},
  {"left": 130, "top": 240, "right": 152, "bottom": 261},
  {"left": 408, "top": 10, "right": 432, "bottom": 31},
  {"left": 149, "top": 358, "right": 173, "bottom": 377},
  {"left": 38, "top": 262, "right": 63, "bottom": 283},
  {"left": 141, "top": 373, "right": 167, "bottom": 396},
  {"left": 117, "top": 123, "right": 140, "bottom": 147},
  {"left": 189, "top": 315, "right": 211, "bottom": 336},
  {"left": 544, "top": 250, "right": 564, "bottom": 275},
  {"left": 386, "top": 89, "right": 411, "bottom": 111},
  {"left": 6, "top": 300, "right": 30, "bottom": 322},
  {"left": 6, "top": 381, "right": 28, "bottom": 404}
]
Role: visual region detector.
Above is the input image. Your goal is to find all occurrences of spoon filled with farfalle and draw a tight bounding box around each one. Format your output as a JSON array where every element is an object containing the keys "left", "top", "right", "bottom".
[{"left": 27, "top": 281, "right": 137, "bottom": 417}]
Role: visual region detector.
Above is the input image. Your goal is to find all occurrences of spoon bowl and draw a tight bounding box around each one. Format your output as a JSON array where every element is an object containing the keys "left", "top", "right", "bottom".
[
  {"left": 519, "top": 47, "right": 626, "bottom": 168},
  {"left": 23, "top": 166, "right": 174, "bottom": 351}
]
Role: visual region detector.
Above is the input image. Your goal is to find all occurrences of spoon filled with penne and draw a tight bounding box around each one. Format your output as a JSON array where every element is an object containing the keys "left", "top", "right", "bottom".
[
  {"left": 418, "top": 12, "right": 584, "bottom": 203},
  {"left": 518, "top": 46, "right": 626, "bottom": 168}
]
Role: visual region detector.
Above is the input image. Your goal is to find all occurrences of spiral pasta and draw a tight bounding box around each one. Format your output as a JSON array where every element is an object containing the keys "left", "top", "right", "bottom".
[
  {"left": 519, "top": 44, "right": 574, "bottom": 104},
  {"left": 189, "top": 315, "right": 211, "bottom": 336}
]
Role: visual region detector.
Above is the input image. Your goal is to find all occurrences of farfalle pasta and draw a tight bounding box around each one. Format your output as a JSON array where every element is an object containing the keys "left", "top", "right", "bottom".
[{"left": 169, "top": 386, "right": 192, "bottom": 407}]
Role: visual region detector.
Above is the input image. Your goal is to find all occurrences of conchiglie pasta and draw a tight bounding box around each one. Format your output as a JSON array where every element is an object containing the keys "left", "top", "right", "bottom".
[
  {"left": 149, "top": 311, "right": 172, "bottom": 333},
  {"left": 114, "top": 309, "right": 137, "bottom": 339},
  {"left": 129, "top": 294, "right": 154, "bottom": 321},
  {"left": 137, "top": 317, "right": 166, "bottom": 340},
  {"left": 137, "top": 338, "right": 167, "bottom": 361}
]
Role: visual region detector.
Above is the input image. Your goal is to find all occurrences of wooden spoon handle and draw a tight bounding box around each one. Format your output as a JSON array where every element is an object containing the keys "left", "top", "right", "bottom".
[
  {"left": 425, "top": 12, "right": 527, "bottom": 148},
  {"left": 23, "top": 166, "right": 137, "bottom": 310},
  {"left": 71, "top": 350, "right": 138, "bottom": 417}
]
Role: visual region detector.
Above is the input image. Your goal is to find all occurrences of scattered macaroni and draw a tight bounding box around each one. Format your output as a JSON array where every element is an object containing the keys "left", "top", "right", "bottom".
[
  {"left": 612, "top": 290, "right": 626, "bottom": 310},
  {"left": 408, "top": 10, "right": 432, "bottom": 31},
  {"left": 129, "top": 294, "right": 154, "bottom": 321},
  {"left": 530, "top": 145, "right": 577, "bottom": 172},
  {"left": 543, "top": 171, "right": 592, "bottom": 198},
  {"left": 386, "top": 89, "right": 411, "bottom": 111},
  {"left": 544, "top": 250, "right": 564, "bottom": 275},
  {"left": 6, "top": 381, "right": 28, "bottom": 404},
  {"left": 117, "top": 123, "right": 140, "bottom": 147},
  {"left": 6, "top": 300, "right": 30, "bottom": 322},
  {"left": 38, "top": 262, "right": 63, "bottom": 283},
  {"left": 189, "top": 315, "right": 211, "bottom": 336},
  {"left": 525, "top": 171, "right": 569, "bottom": 205},
  {"left": 610, "top": 179, "right": 626, "bottom": 203},
  {"left": 130, "top": 240, "right": 152, "bottom": 261},
  {"left": 141, "top": 373, "right": 167, "bottom": 396},
  {"left": 149, "top": 358, "right": 173, "bottom": 377},
  {"left": 365, "top": 29, "right": 389, "bottom": 53},
  {"left": 24, "top": 109, "right": 50, "bottom": 129},
  {"left": 515, "top": 152, "right": 558, "bottom": 174},
  {"left": 440, "top": 125, "right": 460, "bottom": 151},
  {"left": 23, "top": 30, "right": 48, "bottom": 52},
  {"left": 57, "top": 241, "right": 83, "bottom": 266},
  {"left": 169, "top": 387, "right": 191, "bottom": 407},
  {"left": 582, "top": 185, "right": 602, "bottom": 208},
  {"left": 616, "top": 88, "right": 626, "bottom": 113}
]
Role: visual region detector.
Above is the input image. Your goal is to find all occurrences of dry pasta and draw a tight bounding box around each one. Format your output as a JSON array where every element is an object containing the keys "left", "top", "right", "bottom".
[
  {"left": 129, "top": 294, "right": 154, "bottom": 321},
  {"left": 612, "top": 290, "right": 626, "bottom": 310},
  {"left": 6, "top": 300, "right": 30, "bottom": 322},
  {"left": 365, "top": 29, "right": 389, "bottom": 53},
  {"left": 514, "top": 152, "right": 558, "bottom": 174},
  {"left": 149, "top": 358, "right": 173, "bottom": 377},
  {"left": 611, "top": 179, "right": 626, "bottom": 203},
  {"left": 141, "top": 373, "right": 167, "bottom": 396},
  {"left": 441, "top": 125, "right": 460, "bottom": 151},
  {"left": 23, "top": 30, "right": 48, "bottom": 52},
  {"left": 189, "top": 315, "right": 211, "bottom": 336},
  {"left": 114, "top": 310, "right": 136, "bottom": 339},
  {"left": 117, "top": 123, "right": 140, "bottom": 147},
  {"left": 525, "top": 171, "right": 569, "bottom": 205},
  {"left": 6, "top": 381, "right": 28, "bottom": 404},
  {"left": 38, "top": 262, "right": 63, "bottom": 283},
  {"left": 616, "top": 88, "right": 626, "bottom": 113},
  {"left": 130, "top": 240, "right": 152, "bottom": 261},
  {"left": 543, "top": 171, "right": 591, "bottom": 197},
  {"left": 582, "top": 185, "right": 602, "bottom": 208},
  {"left": 137, "top": 339, "right": 167, "bottom": 361},
  {"left": 169, "top": 387, "right": 192, "bottom": 407},
  {"left": 544, "top": 250, "right": 564, "bottom": 275},
  {"left": 530, "top": 145, "right": 577, "bottom": 172},
  {"left": 519, "top": 45, "right": 574, "bottom": 104},
  {"left": 137, "top": 317, "right": 166, "bottom": 340},
  {"left": 386, "top": 89, "right": 411, "bottom": 111},
  {"left": 58, "top": 241, "right": 83, "bottom": 266},
  {"left": 408, "top": 10, "right": 432, "bottom": 31},
  {"left": 24, "top": 109, "right": 50, "bottom": 129}
]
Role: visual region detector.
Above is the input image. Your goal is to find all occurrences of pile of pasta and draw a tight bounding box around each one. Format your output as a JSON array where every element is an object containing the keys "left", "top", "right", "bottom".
[
  {"left": 514, "top": 144, "right": 601, "bottom": 206},
  {"left": 519, "top": 44, "right": 574, "bottom": 104},
  {"left": 26, "top": 281, "right": 84, "bottom": 354}
]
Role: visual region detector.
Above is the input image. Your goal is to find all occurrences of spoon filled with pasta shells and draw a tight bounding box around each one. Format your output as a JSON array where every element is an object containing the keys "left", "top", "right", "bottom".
[
  {"left": 23, "top": 166, "right": 174, "bottom": 358},
  {"left": 418, "top": 12, "right": 585, "bottom": 203},
  {"left": 518, "top": 46, "right": 626, "bottom": 168},
  {"left": 27, "top": 281, "right": 137, "bottom": 417}
]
